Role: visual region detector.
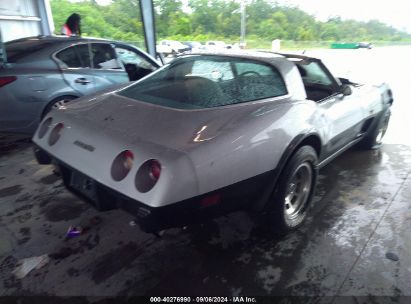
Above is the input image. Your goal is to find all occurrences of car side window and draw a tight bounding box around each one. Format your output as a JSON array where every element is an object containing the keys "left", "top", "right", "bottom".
[
  {"left": 190, "top": 60, "right": 234, "bottom": 81},
  {"left": 55, "top": 44, "right": 91, "bottom": 68},
  {"left": 115, "top": 47, "right": 156, "bottom": 70},
  {"left": 295, "top": 60, "right": 340, "bottom": 101},
  {"left": 236, "top": 62, "right": 273, "bottom": 76},
  {"left": 234, "top": 61, "right": 287, "bottom": 101},
  {"left": 90, "top": 43, "right": 122, "bottom": 70},
  {"left": 298, "top": 61, "right": 333, "bottom": 86}
]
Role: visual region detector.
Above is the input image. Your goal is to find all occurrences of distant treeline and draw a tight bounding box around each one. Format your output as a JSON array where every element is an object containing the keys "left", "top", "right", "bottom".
[{"left": 51, "top": 0, "right": 411, "bottom": 45}]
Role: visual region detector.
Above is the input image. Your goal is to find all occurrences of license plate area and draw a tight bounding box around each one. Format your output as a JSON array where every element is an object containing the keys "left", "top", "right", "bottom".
[{"left": 70, "top": 171, "right": 97, "bottom": 202}]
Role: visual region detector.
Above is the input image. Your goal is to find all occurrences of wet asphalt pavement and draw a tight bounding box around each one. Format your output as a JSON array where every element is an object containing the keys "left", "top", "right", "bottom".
[{"left": 0, "top": 46, "right": 411, "bottom": 301}]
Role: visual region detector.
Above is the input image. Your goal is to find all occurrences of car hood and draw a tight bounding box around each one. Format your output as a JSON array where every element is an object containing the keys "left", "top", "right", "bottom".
[{"left": 59, "top": 92, "right": 265, "bottom": 153}]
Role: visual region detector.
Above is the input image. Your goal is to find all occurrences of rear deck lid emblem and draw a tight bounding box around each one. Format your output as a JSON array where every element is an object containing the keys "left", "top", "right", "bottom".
[{"left": 73, "top": 140, "right": 95, "bottom": 152}]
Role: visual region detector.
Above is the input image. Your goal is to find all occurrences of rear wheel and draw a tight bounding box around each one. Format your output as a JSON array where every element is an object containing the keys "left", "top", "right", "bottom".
[
  {"left": 42, "top": 95, "right": 77, "bottom": 118},
  {"left": 269, "top": 146, "right": 318, "bottom": 234}
]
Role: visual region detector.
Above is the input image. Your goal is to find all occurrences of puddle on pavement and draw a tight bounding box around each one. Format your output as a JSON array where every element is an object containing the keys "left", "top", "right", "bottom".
[
  {"left": 6, "top": 203, "right": 33, "bottom": 217},
  {"left": 17, "top": 227, "right": 31, "bottom": 245},
  {"left": 15, "top": 193, "right": 33, "bottom": 203},
  {"left": 0, "top": 185, "right": 23, "bottom": 198},
  {"left": 39, "top": 174, "right": 61, "bottom": 185},
  {"left": 42, "top": 197, "right": 88, "bottom": 222},
  {"left": 0, "top": 139, "right": 31, "bottom": 157},
  {"left": 90, "top": 242, "right": 145, "bottom": 284},
  {"left": 0, "top": 256, "right": 22, "bottom": 291}
]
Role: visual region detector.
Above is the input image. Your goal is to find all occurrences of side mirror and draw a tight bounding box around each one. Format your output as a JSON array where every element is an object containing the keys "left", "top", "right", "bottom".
[
  {"left": 338, "top": 77, "right": 351, "bottom": 85},
  {"left": 341, "top": 84, "right": 352, "bottom": 96}
]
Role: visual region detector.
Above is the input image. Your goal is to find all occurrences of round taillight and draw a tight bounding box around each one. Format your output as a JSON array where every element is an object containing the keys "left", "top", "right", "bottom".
[
  {"left": 135, "top": 159, "right": 162, "bottom": 193},
  {"left": 48, "top": 123, "right": 64, "bottom": 146},
  {"left": 111, "top": 150, "right": 134, "bottom": 181},
  {"left": 149, "top": 160, "right": 161, "bottom": 181},
  {"left": 38, "top": 117, "right": 53, "bottom": 139}
]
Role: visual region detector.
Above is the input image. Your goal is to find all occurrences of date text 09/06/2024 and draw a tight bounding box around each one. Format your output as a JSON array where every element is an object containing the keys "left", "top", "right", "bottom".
[{"left": 149, "top": 296, "right": 257, "bottom": 303}]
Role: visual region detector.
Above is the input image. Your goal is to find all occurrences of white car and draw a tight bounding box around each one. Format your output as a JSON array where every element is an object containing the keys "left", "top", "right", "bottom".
[
  {"left": 156, "top": 40, "right": 190, "bottom": 55},
  {"left": 205, "top": 41, "right": 228, "bottom": 51},
  {"left": 33, "top": 51, "right": 393, "bottom": 234}
]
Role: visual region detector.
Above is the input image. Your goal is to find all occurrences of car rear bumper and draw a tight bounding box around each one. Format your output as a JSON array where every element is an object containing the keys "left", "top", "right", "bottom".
[{"left": 34, "top": 145, "right": 274, "bottom": 233}]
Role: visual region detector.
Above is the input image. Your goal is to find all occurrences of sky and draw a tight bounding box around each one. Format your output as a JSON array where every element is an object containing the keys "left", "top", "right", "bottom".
[
  {"left": 277, "top": 0, "right": 411, "bottom": 33},
  {"left": 94, "top": 0, "right": 411, "bottom": 33}
]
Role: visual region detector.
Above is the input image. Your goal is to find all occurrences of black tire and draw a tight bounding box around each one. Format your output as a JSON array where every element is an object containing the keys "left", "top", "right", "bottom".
[
  {"left": 42, "top": 95, "right": 77, "bottom": 118},
  {"left": 269, "top": 145, "right": 318, "bottom": 234},
  {"left": 359, "top": 107, "right": 391, "bottom": 150}
]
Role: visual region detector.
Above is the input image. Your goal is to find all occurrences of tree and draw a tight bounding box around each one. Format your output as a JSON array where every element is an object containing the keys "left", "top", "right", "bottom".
[{"left": 50, "top": 0, "right": 411, "bottom": 45}]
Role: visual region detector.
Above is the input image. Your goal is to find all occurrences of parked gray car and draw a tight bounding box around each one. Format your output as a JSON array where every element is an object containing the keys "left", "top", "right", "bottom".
[
  {"left": 0, "top": 35, "right": 160, "bottom": 134},
  {"left": 33, "top": 51, "right": 393, "bottom": 234}
]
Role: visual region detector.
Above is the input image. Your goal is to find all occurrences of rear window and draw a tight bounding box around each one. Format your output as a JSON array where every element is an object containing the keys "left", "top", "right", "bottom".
[
  {"left": 118, "top": 55, "right": 287, "bottom": 109},
  {"left": 5, "top": 39, "right": 53, "bottom": 63}
]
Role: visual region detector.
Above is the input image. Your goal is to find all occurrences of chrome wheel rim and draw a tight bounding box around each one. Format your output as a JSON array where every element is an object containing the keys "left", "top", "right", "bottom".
[
  {"left": 284, "top": 162, "right": 313, "bottom": 219},
  {"left": 52, "top": 99, "right": 70, "bottom": 109}
]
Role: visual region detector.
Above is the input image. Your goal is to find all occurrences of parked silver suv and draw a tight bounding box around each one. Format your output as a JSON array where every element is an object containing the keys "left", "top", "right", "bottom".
[{"left": 0, "top": 36, "right": 161, "bottom": 134}]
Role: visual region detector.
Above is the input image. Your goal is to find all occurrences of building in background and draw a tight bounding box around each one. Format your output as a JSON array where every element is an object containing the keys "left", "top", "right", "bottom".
[{"left": 0, "top": 0, "right": 54, "bottom": 42}]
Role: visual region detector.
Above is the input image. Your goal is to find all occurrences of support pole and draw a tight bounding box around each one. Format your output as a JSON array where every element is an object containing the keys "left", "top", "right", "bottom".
[
  {"left": 240, "top": 0, "right": 246, "bottom": 48},
  {"left": 0, "top": 28, "right": 6, "bottom": 65},
  {"left": 38, "top": 0, "right": 53, "bottom": 36},
  {"left": 139, "top": 0, "right": 157, "bottom": 58}
]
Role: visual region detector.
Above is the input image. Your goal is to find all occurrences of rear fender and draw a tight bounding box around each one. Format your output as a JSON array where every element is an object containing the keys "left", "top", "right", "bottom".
[{"left": 254, "top": 131, "right": 321, "bottom": 212}]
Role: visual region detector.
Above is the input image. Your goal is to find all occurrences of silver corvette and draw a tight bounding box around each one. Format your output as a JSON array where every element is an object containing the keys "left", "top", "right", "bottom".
[{"left": 32, "top": 51, "right": 393, "bottom": 233}]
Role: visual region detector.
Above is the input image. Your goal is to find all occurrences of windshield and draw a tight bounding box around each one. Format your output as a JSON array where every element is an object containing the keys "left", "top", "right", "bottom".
[
  {"left": 5, "top": 39, "right": 53, "bottom": 63},
  {"left": 118, "top": 55, "right": 287, "bottom": 109}
]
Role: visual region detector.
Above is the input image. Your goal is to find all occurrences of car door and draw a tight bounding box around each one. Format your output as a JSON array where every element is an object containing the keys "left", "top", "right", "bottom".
[
  {"left": 54, "top": 43, "right": 97, "bottom": 96},
  {"left": 318, "top": 92, "right": 364, "bottom": 153},
  {"left": 89, "top": 42, "right": 129, "bottom": 92},
  {"left": 113, "top": 44, "right": 159, "bottom": 81},
  {"left": 302, "top": 60, "right": 364, "bottom": 155}
]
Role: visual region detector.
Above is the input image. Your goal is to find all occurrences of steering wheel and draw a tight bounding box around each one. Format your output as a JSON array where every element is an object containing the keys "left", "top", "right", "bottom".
[
  {"left": 239, "top": 71, "right": 261, "bottom": 77},
  {"left": 237, "top": 71, "right": 262, "bottom": 92}
]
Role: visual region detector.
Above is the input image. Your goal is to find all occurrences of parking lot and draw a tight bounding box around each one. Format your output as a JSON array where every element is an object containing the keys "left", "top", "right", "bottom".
[{"left": 1, "top": 46, "right": 411, "bottom": 300}]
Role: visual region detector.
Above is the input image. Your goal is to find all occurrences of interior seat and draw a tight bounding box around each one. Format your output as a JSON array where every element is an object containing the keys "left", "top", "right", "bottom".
[{"left": 184, "top": 76, "right": 225, "bottom": 108}]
